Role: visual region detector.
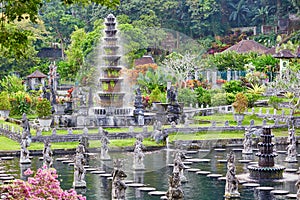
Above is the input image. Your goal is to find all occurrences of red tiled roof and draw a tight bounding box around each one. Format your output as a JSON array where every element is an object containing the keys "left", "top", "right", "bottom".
[
  {"left": 224, "top": 40, "right": 269, "bottom": 54},
  {"left": 134, "top": 56, "right": 154, "bottom": 66},
  {"left": 27, "top": 70, "right": 47, "bottom": 78}
]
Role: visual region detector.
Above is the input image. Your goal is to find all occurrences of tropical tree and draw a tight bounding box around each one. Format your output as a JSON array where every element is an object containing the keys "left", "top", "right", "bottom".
[
  {"left": 252, "top": 6, "right": 276, "bottom": 26},
  {"left": 162, "top": 52, "right": 199, "bottom": 88},
  {"left": 228, "top": 0, "right": 250, "bottom": 27}
]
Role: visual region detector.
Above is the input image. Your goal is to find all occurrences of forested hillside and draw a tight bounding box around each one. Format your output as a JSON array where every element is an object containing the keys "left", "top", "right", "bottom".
[{"left": 0, "top": 0, "right": 299, "bottom": 79}]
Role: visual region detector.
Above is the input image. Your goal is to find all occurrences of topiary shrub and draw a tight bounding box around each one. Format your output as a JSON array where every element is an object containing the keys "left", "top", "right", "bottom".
[
  {"left": 36, "top": 98, "right": 52, "bottom": 118},
  {"left": 222, "top": 80, "right": 245, "bottom": 94},
  {"left": 232, "top": 92, "right": 248, "bottom": 114},
  {"left": 194, "top": 87, "right": 211, "bottom": 106},
  {"left": 177, "top": 88, "right": 197, "bottom": 107},
  {"left": 211, "top": 93, "right": 227, "bottom": 106}
]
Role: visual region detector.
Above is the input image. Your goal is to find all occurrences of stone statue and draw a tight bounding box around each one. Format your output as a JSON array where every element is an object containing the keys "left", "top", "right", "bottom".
[
  {"left": 20, "top": 113, "right": 31, "bottom": 164},
  {"left": 242, "top": 128, "right": 253, "bottom": 154},
  {"left": 73, "top": 142, "right": 86, "bottom": 188},
  {"left": 100, "top": 131, "right": 110, "bottom": 160},
  {"left": 21, "top": 113, "right": 31, "bottom": 139},
  {"left": 173, "top": 151, "right": 187, "bottom": 183},
  {"left": 43, "top": 140, "right": 53, "bottom": 168},
  {"left": 224, "top": 151, "right": 240, "bottom": 198},
  {"left": 20, "top": 138, "right": 31, "bottom": 164},
  {"left": 112, "top": 159, "right": 127, "bottom": 200},
  {"left": 166, "top": 171, "right": 184, "bottom": 200},
  {"left": 133, "top": 135, "right": 145, "bottom": 170},
  {"left": 285, "top": 138, "right": 297, "bottom": 162}
]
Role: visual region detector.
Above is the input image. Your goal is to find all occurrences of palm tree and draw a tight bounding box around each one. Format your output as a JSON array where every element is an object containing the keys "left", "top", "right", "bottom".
[
  {"left": 228, "top": 0, "right": 250, "bottom": 27},
  {"left": 252, "top": 6, "right": 276, "bottom": 26}
]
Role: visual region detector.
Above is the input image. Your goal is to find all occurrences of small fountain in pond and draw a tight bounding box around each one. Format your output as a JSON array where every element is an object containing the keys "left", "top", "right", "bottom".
[
  {"left": 93, "top": 13, "right": 133, "bottom": 126},
  {"left": 166, "top": 171, "right": 184, "bottom": 200},
  {"left": 112, "top": 159, "right": 127, "bottom": 200},
  {"left": 285, "top": 125, "right": 297, "bottom": 162},
  {"left": 133, "top": 134, "right": 145, "bottom": 170},
  {"left": 100, "top": 130, "right": 111, "bottom": 160},
  {"left": 73, "top": 141, "right": 86, "bottom": 188},
  {"left": 224, "top": 151, "right": 240, "bottom": 198},
  {"left": 173, "top": 151, "right": 187, "bottom": 183},
  {"left": 248, "top": 127, "right": 285, "bottom": 179},
  {"left": 43, "top": 139, "right": 53, "bottom": 168},
  {"left": 242, "top": 128, "right": 253, "bottom": 154},
  {"left": 20, "top": 113, "right": 31, "bottom": 164}
]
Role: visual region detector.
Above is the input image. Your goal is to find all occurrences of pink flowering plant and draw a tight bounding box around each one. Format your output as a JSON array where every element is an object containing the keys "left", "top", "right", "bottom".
[{"left": 0, "top": 167, "right": 86, "bottom": 200}]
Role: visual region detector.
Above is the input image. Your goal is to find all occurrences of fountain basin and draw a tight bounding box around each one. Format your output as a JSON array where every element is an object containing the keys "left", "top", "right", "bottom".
[{"left": 248, "top": 164, "right": 285, "bottom": 179}]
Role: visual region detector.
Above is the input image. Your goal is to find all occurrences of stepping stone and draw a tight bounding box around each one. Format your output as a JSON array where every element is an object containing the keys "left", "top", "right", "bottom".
[
  {"left": 199, "top": 149, "right": 210, "bottom": 152},
  {"left": 270, "top": 190, "right": 289, "bottom": 195},
  {"left": 0, "top": 157, "right": 14, "bottom": 160},
  {"left": 256, "top": 187, "right": 274, "bottom": 191},
  {"left": 286, "top": 194, "right": 297, "bottom": 199},
  {"left": 107, "top": 177, "right": 113, "bottom": 180},
  {"left": 207, "top": 174, "right": 222, "bottom": 178},
  {"left": 85, "top": 168, "right": 99, "bottom": 172},
  {"left": 186, "top": 150, "right": 198, "bottom": 154},
  {"left": 99, "top": 173, "right": 112, "bottom": 177},
  {"left": 185, "top": 158, "right": 203, "bottom": 163},
  {"left": 196, "top": 171, "right": 211, "bottom": 175},
  {"left": 238, "top": 160, "right": 252, "bottom": 163},
  {"left": 68, "top": 163, "right": 74, "bottom": 166},
  {"left": 0, "top": 174, "right": 9, "bottom": 177},
  {"left": 62, "top": 160, "right": 73, "bottom": 164},
  {"left": 197, "top": 159, "right": 211, "bottom": 163},
  {"left": 277, "top": 151, "right": 287, "bottom": 154},
  {"left": 252, "top": 149, "right": 259, "bottom": 151},
  {"left": 218, "top": 177, "right": 226, "bottom": 181},
  {"left": 3, "top": 180, "right": 13, "bottom": 184},
  {"left": 160, "top": 196, "right": 168, "bottom": 200},
  {"left": 90, "top": 170, "right": 105, "bottom": 174},
  {"left": 38, "top": 157, "right": 44, "bottom": 160},
  {"left": 232, "top": 148, "right": 243, "bottom": 151},
  {"left": 243, "top": 183, "right": 260, "bottom": 187},
  {"left": 56, "top": 157, "right": 69, "bottom": 161},
  {"left": 0, "top": 176, "right": 14, "bottom": 180},
  {"left": 148, "top": 191, "right": 166, "bottom": 196},
  {"left": 124, "top": 180, "right": 134, "bottom": 184},
  {"left": 249, "top": 162, "right": 258, "bottom": 165},
  {"left": 217, "top": 160, "right": 227, "bottom": 163},
  {"left": 285, "top": 168, "right": 298, "bottom": 173},
  {"left": 214, "top": 148, "right": 226, "bottom": 152},
  {"left": 83, "top": 165, "right": 90, "bottom": 168},
  {"left": 186, "top": 168, "right": 200, "bottom": 172},
  {"left": 182, "top": 161, "right": 192, "bottom": 165},
  {"left": 138, "top": 187, "right": 156, "bottom": 191},
  {"left": 239, "top": 180, "right": 247, "bottom": 184},
  {"left": 167, "top": 164, "right": 174, "bottom": 167},
  {"left": 127, "top": 183, "right": 145, "bottom": 187}
]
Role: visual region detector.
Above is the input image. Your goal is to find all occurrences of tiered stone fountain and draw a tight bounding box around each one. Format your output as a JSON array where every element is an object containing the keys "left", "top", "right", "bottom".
[
  {"left": 93, "top": 14, "right": 133, "bottom": 126},
  {"left": 248, "top": 127, "right": 285, "bottom": 179}
]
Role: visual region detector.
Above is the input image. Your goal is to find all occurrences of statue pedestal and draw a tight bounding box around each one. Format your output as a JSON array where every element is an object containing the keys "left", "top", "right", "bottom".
[
  {"left": 284, "top": 156, "right": 297, "bottom": 163},
  {"left": 73, "top": 180, "right": 86, "bottom": 188},
  {"left": 100, "top": 151, "right": 111, "bottom": 160}
]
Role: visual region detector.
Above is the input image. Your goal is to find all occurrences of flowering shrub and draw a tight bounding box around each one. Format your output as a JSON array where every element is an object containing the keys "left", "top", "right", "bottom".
[
  {"left": 0, "top": 167, "right": 86, "bottom": 200},
  {"left": 9, "top": 91, "right": 33, "bottom": 115}
]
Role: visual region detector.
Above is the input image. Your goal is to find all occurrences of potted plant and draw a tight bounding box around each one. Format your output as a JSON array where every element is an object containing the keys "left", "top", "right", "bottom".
[
  {"left": 36, "top": 98, "right": 52, "bottom": 131},
  {"left": 0, "top": 91, "right": 11, "bottom": 118},
  {"left": 232, "top": 92, "right": 248, "bottom": 124}
]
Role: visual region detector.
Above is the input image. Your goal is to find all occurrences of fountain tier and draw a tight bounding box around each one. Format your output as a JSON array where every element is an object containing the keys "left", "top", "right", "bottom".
[{"left": 248, "top": 127, "right": 285, "bottom": 179}]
